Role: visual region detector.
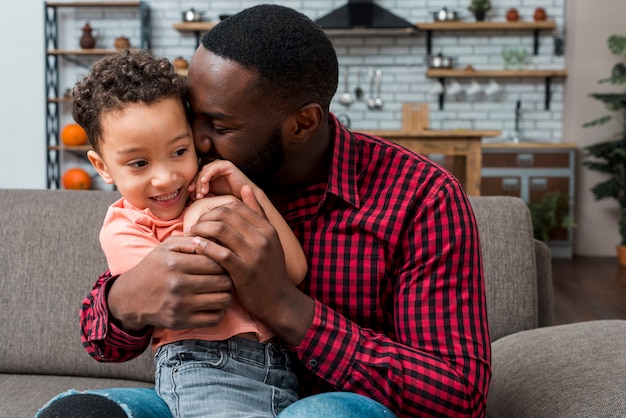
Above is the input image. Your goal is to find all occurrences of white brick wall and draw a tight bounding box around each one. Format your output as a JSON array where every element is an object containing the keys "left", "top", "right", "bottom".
[{"left": 58, "top": 0, "right": 566, "bottom": 143}]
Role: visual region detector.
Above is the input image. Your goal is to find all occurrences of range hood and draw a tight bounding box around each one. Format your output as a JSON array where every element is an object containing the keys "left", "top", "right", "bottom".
[{"left": 315, "top": 0, "right": 415, "bottom": 30}]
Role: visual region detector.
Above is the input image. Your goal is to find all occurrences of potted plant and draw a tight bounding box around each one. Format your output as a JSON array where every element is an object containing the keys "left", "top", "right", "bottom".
[
  {"left": 467, "top": 0, "right": 491, "bottom": 21},
  {"left": 582, "top": 34, "right": 626, "bottom": 264},
  {"left": 528, "top": 192, "right": 576, "bottom": 244}
]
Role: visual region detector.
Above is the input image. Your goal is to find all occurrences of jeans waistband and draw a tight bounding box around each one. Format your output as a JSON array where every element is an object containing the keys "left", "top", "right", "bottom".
[{"left": 169, "top": 337, "right": 293, "bottom": 369}]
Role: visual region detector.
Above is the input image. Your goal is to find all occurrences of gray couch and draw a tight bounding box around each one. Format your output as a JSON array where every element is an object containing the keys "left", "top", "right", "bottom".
[{"left": 0, "top": 189, "right": 624, "bottom": 417}]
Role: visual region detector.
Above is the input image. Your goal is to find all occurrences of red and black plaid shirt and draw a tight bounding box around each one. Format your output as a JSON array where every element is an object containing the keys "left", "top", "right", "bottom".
[{"left": 81, "top": 114, "right": 491, "bottom": 417}]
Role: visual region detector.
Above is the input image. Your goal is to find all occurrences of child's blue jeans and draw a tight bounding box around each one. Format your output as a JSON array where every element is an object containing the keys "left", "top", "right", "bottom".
[{"left": 155, "top": 337, "right": 298, "bottom": 418}]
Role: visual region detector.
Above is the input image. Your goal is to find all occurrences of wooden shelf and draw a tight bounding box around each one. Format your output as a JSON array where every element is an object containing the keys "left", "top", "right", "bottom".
[
  {"left": 48, "top": 145, "right": 92, "bottom": 152},
  {"left": 323, "top": 27, "right": 417, "bottom": 37},
  {"left": 417, "top": 21, "right": 557, "bottom": 31},
  {"left": 47, "top": 97, "right": 72, "bottom": 103},
  {"left": 419, "top": 20, "right": 557, "bottom": 56},
  {"left": 172, "top": 22, "right": 216, "bottom": 32},
  {"left": 427, "top": 69, "right": 568, "bottom": 78},
  {"left": 427, "top": 69, "right": 567, "bottom": 111},
  {"left": 173, "top": 22, "right": 217, "bottom": 48},
  {"left": 46, "top": 1, "right": 141, "bottom": 7},
  {"left": 47, "top": 49, "right": 126, "bottom": 55}
]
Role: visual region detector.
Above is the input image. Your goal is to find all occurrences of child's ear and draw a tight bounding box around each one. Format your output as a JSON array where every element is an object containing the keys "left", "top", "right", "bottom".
[{"left": 87, "top": 150, "right": 114, "bottom": 185}]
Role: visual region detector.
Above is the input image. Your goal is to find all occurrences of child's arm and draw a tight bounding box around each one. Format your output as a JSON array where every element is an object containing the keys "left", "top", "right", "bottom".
[{"left": 187, "top": 160, "right": 307, "bottom": 285}]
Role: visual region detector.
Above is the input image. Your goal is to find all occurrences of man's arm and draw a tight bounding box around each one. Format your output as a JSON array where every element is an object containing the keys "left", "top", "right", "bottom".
[
  {"left": 188, "top": 183, "right": 491, "bottom": 417},
  {"left": 80, "top": 270, "right": 152, "bottom": 362},
  {"left": 294, "top": 185, "right": 491, "bottom": 417},
  {"left": 81, "top": 236, "right": 235, "bottom": 359}
]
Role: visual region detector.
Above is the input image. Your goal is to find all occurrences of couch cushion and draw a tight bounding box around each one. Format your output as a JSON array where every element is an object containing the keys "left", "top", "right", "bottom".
[
  {"left": 0, "top": 374, "right": 154, "bottom": 418},
  {"left": 487, "top": 320, "right": 626, "bottom": 417},
  {"left": 469, "top": 196, "right": 538, "bottom": 341},
  {"left": 0, "top": 189, "right": 154, "bottom": 382}
]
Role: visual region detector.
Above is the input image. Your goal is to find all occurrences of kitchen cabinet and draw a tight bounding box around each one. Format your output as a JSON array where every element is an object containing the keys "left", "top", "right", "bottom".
[
  {"left": 44, "top": 1, "right": 150, "bottom": 189},
  {"left": 481, "top": 143, "right": 576, "bottom": 258},
  {"left": 363, "top": 103, "right": 501, "bottom": 196}
]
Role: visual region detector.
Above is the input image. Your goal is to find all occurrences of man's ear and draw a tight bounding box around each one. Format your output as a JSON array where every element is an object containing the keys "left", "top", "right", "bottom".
[
  {"left": 87, "top": 150, "right": 114, "bottom": 185},
  {"left": 285, "top": 103, "right": 323, "bottom": 142}
]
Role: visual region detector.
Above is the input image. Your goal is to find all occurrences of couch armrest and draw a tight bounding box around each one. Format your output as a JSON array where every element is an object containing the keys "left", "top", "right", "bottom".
[
  {"left": 469, "top": 196, "right": 539, "bottom": 342},
  {"left": 534, "top": 239, "right": 554, "bottom": 328}
]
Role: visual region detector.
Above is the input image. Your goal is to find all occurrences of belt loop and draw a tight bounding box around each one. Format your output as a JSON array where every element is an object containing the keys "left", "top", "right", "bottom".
[
  {"left": 266, "top": 343, "right": 290, "bottom": 368},
  {"left": 228, "top": 336, "right": 237, "bottom": 359}
]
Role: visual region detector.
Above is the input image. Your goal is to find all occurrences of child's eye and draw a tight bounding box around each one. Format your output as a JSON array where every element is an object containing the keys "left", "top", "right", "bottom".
[
  {"left": 129, "top": 160, "right": 148, "bottom": 168},
  {"left": 173, "top": 148, "right": 188, "bottom": 157}
]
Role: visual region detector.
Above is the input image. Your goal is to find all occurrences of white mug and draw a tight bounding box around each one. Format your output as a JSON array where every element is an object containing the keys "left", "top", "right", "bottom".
[
  {"left": 466, "top": 80, "right": 482, "bottom": 97},
  {"left": 428, "top": 81, "right": 444, "bottom": 96},
  {"left": 484, "top": 79, "right": 501, "bottom": 96},
  {"left": 446, "top": 80, "right": 462, "bottom": 96}
]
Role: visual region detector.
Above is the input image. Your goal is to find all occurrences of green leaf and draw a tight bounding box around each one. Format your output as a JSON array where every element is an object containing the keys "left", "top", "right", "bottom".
[
  {"left": 608, "top": 35, "right": 626, "bottom": 56},
  {"left": 583, "top": 115, "right": 613, "bottom": 128}
]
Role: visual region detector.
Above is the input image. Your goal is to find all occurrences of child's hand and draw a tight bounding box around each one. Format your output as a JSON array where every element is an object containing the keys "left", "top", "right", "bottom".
[{"left": 188, "top": 160, "right": 257, "bottom": 200}]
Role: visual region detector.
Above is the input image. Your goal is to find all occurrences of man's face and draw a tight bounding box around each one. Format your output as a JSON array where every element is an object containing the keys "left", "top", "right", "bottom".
[{"left": 186, "top": 48, "right": 286, "bottom": 188}]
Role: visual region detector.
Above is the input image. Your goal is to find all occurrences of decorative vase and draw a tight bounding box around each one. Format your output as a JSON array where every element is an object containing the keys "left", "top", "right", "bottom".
[
  {"left": 80, "top": 22, "right": 96, "bottom": 49},
  {"left": 533, "top": 7, "right": 547, "bottom": 21},
  {"left": 617, "top": 245, "right": 626, "bottom": 267},
  {"left": 114, "top": 36, "right": 130, "bottom": 50},
  {"left": 473, "top": 11, "right": 486, "bottom": 21},
  {"left": 506, "top": 8, "right": 519, "bottom": 22}
]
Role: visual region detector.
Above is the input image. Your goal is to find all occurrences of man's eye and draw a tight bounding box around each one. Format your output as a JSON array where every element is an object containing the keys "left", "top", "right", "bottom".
[{"left": 214, "top": 127, "right": 231, "bottom": 135}]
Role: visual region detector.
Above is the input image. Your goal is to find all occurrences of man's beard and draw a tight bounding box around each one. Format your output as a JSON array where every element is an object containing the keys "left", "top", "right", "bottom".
[{"left": 238, "top": 126, "right": 285, "bottom": 189}]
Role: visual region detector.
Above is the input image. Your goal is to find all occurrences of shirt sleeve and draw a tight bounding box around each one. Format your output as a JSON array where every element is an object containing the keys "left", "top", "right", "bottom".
[
  {"left": 293, "top": 183, "right": 491, "bottom": 417},
  {"left": 80, "top": 205, "right": 165, "bottom": 362},
  {"left": 80, "top": 270, "right": 153, "bottom": 362}
]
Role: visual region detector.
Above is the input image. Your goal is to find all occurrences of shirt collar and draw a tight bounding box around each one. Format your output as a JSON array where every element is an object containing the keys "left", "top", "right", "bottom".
[{"left": 326, "top": 113, "right": 360, "bottom": 209}]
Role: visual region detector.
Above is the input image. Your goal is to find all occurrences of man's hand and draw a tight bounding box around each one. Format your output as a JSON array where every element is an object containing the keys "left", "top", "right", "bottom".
[
  {"left": 107, "top": 236, "right": 234, "bottom": 333},
  {"left": 188, "top": 186, "right": 315, "bottom": 346}
]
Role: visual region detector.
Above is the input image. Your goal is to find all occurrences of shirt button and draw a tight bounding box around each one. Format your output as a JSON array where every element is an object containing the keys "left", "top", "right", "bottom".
[{"left": 309, "top": 359, "right": 318, "bottom": 367}]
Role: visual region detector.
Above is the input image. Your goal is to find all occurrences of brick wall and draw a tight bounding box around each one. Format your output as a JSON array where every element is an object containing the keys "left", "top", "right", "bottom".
[{"left": 60, "top": 0, "right": 566, "bottom": 143}]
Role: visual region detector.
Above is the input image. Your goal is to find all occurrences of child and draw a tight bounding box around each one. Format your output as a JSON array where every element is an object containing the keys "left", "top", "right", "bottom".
[{"left": 73, "top": 49, "right": 306, "bottom": 417}]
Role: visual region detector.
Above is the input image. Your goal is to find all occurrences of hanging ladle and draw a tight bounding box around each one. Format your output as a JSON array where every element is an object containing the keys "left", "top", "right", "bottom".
[
  {"left": 339, "top": 66, "right": 353, "bottom": 107},
  {"left": 354, "top": 67, "right": 364, "bottom": 100},
  {"left": 374, "top": 69, "right": 384, "bottom": 109},
  {"left": 367, "top": 67, "right": 377, "bottom": 110}
]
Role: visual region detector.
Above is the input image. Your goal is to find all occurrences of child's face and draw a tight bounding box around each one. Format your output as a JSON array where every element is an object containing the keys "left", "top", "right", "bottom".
[{"left": 88, "top": 97, "right": 198, "bottom": 220}]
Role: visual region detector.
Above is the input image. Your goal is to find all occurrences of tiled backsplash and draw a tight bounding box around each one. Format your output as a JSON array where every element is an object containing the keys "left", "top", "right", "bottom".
[{"left": 61, "top": 0, "right": 565, "bottom": 142}]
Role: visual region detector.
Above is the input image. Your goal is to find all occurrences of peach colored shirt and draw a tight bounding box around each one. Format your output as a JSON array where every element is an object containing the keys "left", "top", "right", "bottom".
[{"left": 100, "top": 197, "right": 273, "bottom": 351}]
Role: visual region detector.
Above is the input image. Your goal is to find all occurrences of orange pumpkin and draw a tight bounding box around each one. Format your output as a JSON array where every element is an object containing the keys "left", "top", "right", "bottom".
[
  {"left": 61, "top": 123, "right": 88, "bottom": 146},
  {"left": 62, "top": 167, "right": 92, "bottom": 190}
]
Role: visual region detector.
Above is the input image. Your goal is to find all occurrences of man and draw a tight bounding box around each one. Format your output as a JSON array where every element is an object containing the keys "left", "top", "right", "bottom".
[{"left": 45, "top": 4, "right": 491, "bottom": 417}]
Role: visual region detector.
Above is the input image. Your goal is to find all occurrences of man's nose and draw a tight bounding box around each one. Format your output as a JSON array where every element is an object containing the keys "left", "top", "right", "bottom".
[{"left": 191, "top": 123, "right": 213, "bottom": 155}]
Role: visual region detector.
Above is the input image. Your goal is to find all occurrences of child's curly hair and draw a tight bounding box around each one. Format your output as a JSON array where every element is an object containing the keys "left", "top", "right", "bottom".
[{"left": 72, "top": 49, "right": 187, "bottom": 153}]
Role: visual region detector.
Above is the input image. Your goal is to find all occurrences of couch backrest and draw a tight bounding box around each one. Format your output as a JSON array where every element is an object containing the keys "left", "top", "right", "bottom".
[
  {"left": 0, "top": 190, "right": 546, "bottom": 381},
  {"left": 469, "top": 196, "right": 543, "bottom": 341},
  {"left": 0, "top": 189, "right": 154, "bottom": 382}
]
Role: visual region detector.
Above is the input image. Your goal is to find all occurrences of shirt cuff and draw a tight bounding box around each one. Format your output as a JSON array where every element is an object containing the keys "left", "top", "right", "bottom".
[{"left": 294, "top": 299, "right": 361, "bottom": 387}]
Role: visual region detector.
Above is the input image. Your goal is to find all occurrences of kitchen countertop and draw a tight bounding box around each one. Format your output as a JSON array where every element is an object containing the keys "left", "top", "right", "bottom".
[
  {"left": 481, "top": 142, "right": 578, "bottom": 149},
  {"left": 361, "top": 129, "right": 502, "bottom": 138}
]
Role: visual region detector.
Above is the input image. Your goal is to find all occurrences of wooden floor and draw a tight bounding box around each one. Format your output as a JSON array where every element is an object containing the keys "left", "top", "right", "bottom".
[{"left": 552, "top": 256, "right": 626, "bottom": 325}]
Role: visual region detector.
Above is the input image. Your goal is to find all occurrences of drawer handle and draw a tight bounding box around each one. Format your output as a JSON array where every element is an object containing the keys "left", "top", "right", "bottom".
[
  {"left": 516, "top": 154, "right": 535, "bottom": 167},
  {"left": 530, "top": 178, "right": 548, "bottom": 191},
  {"left": 501, "top": 178, "right": 520, "bottom": 191}
]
